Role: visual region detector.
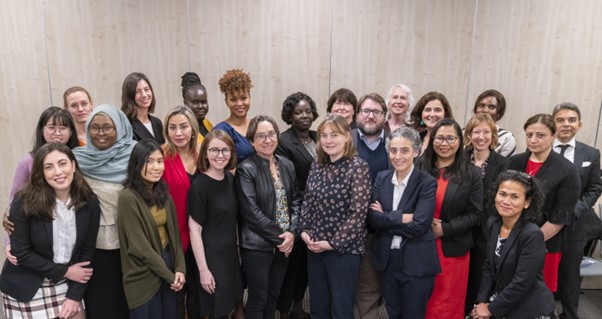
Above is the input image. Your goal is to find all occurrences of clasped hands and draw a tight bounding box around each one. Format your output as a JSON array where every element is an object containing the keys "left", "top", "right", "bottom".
[{"left": 300, "top": 232, "right": 333, "bottom": 253}]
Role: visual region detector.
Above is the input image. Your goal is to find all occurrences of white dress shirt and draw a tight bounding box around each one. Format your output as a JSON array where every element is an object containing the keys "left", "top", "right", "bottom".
[
  {"left": 553, "top": 138, "right": 576, "bottom": 163},
  {"left": 53, "top": 198, "right": 77, "bottom": 264},
  {"left": 390, "top": 166, "right": 413, "bottom": 249}
]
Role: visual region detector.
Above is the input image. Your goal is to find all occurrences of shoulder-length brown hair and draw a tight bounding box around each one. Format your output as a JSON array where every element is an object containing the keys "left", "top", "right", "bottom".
[
  {"left": 163, "top": 106, "right": 200, "bottom": 158},
  {"left": 463, "top": 113, "right": 499, "bottom": 150},
  {"left": 121, "top": 72, "right": 156, "bottom": 119},
  {"left": 316, "top": 115, "right": 356, "bottom": 164},
  {"left": 197, "top": 129, "right": 237, "bottom": 171},
  {"left": 18, "top": 143, "right": 94, "bottom": 221},
  {"left": 410, "top": 91, "right": 454, "bottom": 128}
]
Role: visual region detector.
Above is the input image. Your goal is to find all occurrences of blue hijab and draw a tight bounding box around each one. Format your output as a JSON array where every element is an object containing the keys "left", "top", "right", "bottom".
[{"left": 73, "top": 104, "right": 136, "bottom": 184}]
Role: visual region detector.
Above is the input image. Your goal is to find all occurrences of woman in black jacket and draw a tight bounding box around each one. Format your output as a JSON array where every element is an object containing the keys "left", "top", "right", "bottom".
[
  {"left": 234, "top": 115, "right": 301, "bottom": 319},
  {"left": 472, "top": 170, "right": 555, "bottom": 319}
]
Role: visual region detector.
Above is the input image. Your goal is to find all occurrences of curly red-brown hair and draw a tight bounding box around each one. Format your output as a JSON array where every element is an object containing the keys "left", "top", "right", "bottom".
[{"left": 218, "top": 68, "right": 253, "bottom": 95}]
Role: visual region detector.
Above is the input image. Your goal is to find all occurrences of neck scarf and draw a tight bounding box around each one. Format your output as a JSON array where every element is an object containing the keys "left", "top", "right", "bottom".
[{"left": 73, "top": 104, "right": 136, "bottom": 184}]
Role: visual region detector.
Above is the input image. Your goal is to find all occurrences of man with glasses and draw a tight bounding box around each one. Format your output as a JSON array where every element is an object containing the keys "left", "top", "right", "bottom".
[
  {"left": 552, "top": 103, "right": 602, "bottom": 319},
  {"left": 351, "top": 93, "right": 389, "bottom": 319}
]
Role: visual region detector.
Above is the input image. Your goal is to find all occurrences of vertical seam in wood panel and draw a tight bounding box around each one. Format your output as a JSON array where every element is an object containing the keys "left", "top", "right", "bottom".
[
  {"left": 41, "top": 0, "right": 53, "bottom": 105},
  {"left": 328, "top": 0, "right": 334, "bottom": 96},
  {"left": 463, "top": 0, "right": 479, "bottom": 125},
  {"left": 186, "top": 0, "right": 191, "bottom": 71},
  {"left": 595, "top": 100, "right": 602, "bottom": 147}
]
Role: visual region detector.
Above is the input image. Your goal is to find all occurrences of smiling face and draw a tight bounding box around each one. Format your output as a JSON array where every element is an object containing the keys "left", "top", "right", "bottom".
[
  {"left": 135, "top": 79, "right": 153, "bottom": 109},
  {"left": 495, "top": 180, "right": 530, "bottom": 220},
  {"left": 357, "top": 99, "right": 386, "bottom": 136},
  {"left": 330, "top": 100, "right": 355, "bottom": 124},
  {"left": 319, "top": 124, "right": 350, "bottom": 162},
  {"left": 251, "top": 121, "right": 278, "bottom": 159},
  {"left": 206, "top": 138, "right": 232, "bottom": 171},
  {"left": 167, "top": 114, "right": 193, "bottom": 151},
  {"left": 553, "top": 109, "right": 582, "bottom": 143},
  {"left": 433, "top": 125, "right": 460, "bottom": 163},
  {"left": 290, "top": 99, "right": 314, "bottom": 132},
  {"left": 388, "top": 136, "right": 417, "bottom": 176},
  {"left": 525, "top": 122, "right": 555, "bottom": 156},
  {"left": 43, "top": 150, "right": 75, "bottom": 197},
  {"left": 469, "top": 122, "right": 493, "bottom": 152},
  {"left": 43, "top": 117, "right": 73, "bottom": 144},
  {"left": 225, "top": 90, "right": 251, "bottom": 118},
  {"left": 141, "top": 150, "right": 164, "bottom": 183},
  {"left": 184, "top": 88, "right": 209, "bottom": 121},
  {"left": 89, "top": 114, "right": 117, "bottom": 150},
  {"left": 422, "top": 99, "right": 445, "bottom": 129},
  {"left": 65, "top": 91, "right": 93, "bottom": 124},
  {"left": 388, "top": 86, "right": 409, "bottom": 116}
]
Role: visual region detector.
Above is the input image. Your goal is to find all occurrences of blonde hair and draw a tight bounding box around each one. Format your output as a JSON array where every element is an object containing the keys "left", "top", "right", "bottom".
[
  {"left": 163, "top": 106, "right": 199, "bottom": 158},
  {"left": 316, "top": 115, "right": 356, "bottom": 164},
  {"left": 463, "top": 113, "right": 499, "bottom": 150}
]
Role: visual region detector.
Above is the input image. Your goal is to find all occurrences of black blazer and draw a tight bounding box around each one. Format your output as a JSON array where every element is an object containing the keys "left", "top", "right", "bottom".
[
  {"left": 508, "top": 151, "right": 580, "bottom": 252},
  {"left": 130, "top": 114, "right": 165, "bottom": 144},
  {"left": 567, "top": 141, "right": 602, "bottom": 241},
  {"left": 439, "top": 165, "right": 483, "bottom": 257},
  {"left": 276, "top": 128, "right": 317, "bottom": 193},
  {"left": 368, "top": 168, "right": 441, "bottom": 277},
  {"left": 0, "top": 196, "right": 101, "bottom": 302},
  {"left": 463, "top": 148, "right": 510, "bottom": 235},
  {"left": 477, "top": 218, "right": 555, "bottom": 318}
]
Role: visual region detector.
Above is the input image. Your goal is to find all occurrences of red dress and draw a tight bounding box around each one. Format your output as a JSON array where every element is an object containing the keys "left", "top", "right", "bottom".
[
  {"left": 527, "top": 159, "right": 562, "bottom": 292},
  {"left": 425, "top": 174, "right": 470, "bottom": 319}
]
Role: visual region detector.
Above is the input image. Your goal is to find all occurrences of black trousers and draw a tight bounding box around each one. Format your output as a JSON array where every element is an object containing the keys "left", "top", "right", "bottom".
[
  {"left": 558, "top": 238, "right": 586, "bottom": 319},
  {"left": 84, "top": 248, "right": 129, "bottom": 319},
  {"left": 277, "top": 239, "right": 308, "bottom": 312},
  {"left": 242, "top": 249, "right": 289, "bottom": 319}
]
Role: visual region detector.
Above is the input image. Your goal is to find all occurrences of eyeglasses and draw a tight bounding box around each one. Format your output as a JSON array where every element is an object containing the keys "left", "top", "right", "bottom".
[
  {"left": 207, "top": 147, "right": 231, "bottom": 156},
  {"left": 359, "top": 109, "right": 385, "bottom": 117},
  {"left": 44, "top": 125, "right": 71, "bottom": 134},
  {"left": 254, "top": 131, "right": 277, "bottom": 142},
  {"left": 89, "top": 125, "right": 115, "bottom": 135},
  {"left": 433, "top": 136, "right": 459, "bottom": 145}
]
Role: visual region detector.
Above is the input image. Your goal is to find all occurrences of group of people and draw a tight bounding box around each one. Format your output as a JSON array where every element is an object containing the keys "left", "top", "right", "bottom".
[{"left": 0, "top": 68, "right": 600, "bottom": 319}]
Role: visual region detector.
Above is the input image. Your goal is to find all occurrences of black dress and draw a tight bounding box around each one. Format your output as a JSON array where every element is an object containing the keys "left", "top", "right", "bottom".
[{"left": 187, "top": 171, "right": 242, "bottom": 317}]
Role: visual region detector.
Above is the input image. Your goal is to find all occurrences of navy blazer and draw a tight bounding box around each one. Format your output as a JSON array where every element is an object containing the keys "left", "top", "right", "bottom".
[
  {"left": 477, "top": 217, "right": 555, "bottom": 318},
  {"left": 0, "top": 195, "right": 101, "bottom": 302},
  {"left": 438, "top": 165, "right": 484, "bottom": 257},
  {"left": 567, "top": 141, "right": 602, "bottom": 241},
  {"left": 130, "top": 114, "right": 165, "bottom": 144},
  {"left": 276, "top": 128, "right": 317, "bottom": 193},
  {"left": 508, "top": 151, "right": 580, "bottom": 252},
  {"left": 367, "top": 168, "right": 441, "bottom": 277}
]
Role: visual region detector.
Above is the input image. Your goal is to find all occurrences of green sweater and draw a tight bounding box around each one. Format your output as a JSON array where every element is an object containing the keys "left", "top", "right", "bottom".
[{"left": 117, "top": 188, "right": 186, "bottom": 309}]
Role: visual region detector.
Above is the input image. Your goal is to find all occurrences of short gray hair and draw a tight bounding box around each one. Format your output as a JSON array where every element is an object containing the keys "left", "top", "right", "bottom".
[{"left": 386, "top": 126, "right": 422, "bottom": 153}]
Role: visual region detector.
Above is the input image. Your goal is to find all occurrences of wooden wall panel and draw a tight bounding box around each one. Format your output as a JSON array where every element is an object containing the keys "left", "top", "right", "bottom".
[
  {"left": 0, "top": 0, "right": 49, "bottom": 209},
  {"left": 469, "top": 0, "right": 602, "bottom": 150}
]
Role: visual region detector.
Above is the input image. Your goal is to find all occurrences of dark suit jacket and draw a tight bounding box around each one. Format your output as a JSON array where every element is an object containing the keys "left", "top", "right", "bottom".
[
  {"left": 463, "top": 148, "right": 510, "bottom": 236},
  {"left": 477, "top": 218, "right": 555, "bottom": 318},
  {"left": 508, "top": 151, "right": 580, "bottom": 252},
  {"left": 276, "top": 128, "right": 317, "bottom": 193},
  {"left": 130, "top": 114, "right": 165, "bottom": 144},
  {"left": 368, "top": 168, "right": 441, "bottom": 277},
  {"left": 567, "top": 141, "right": 602, "bottom": 241},
  {"left": 0, "top": 196, "right": 101, "bottom": 302},
  {"left": 439, "top": 165, "right": 484, "bottom": 257}
]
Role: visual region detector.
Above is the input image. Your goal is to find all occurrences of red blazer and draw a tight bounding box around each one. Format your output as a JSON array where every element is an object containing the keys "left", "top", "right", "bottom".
[{"left": 163, "top": 153, "right": 192, "bottom": 252}]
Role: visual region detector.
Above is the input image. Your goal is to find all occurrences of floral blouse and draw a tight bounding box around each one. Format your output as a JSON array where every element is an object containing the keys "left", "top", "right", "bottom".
[{"left": 300, "top": 156, "right": 371, "bottom": 255}]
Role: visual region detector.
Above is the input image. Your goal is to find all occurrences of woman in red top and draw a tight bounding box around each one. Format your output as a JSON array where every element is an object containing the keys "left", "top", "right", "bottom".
[
  {"left": 507, "top": 113, "right": 580, "bottom": 292},
  {"left": 418, "top": 118, "right": 483, "bottom": 319},
  {"left": 162, "top": 106, "right": 200, "bottom": 318}
]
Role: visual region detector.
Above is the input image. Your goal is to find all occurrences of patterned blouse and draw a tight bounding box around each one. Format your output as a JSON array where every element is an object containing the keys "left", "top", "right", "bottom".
[{"left": 300, "top": 156, "right": 371, "bottom": 255}]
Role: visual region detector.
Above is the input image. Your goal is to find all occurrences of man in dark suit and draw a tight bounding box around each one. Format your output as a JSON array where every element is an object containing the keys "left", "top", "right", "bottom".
[
  {"left": 351, "top": 93, "right": 389, "bottom": 319},
  {"left": 553, "top": 103, "right": 602, "bottom": 319}
]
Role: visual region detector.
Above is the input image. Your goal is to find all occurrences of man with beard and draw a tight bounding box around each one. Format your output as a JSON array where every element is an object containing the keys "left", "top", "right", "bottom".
[{"left": 351, "top": 93, "right": 389, "bottom": 318}]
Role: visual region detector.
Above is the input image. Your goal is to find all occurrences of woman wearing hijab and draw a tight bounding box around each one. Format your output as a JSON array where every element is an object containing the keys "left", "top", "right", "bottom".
[{"left": 73, "top": 104, "right": 136, "bottom": 318}]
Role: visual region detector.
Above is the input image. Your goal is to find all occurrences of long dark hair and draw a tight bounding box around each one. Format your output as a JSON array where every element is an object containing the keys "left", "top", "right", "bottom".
[
  {"left": 124, "top": 139, "right": 169, "bottom": 208},
  {"left": 492, "top": 170, "right": 544, "bottom": 223},
  {"left": 418, "top": 118, "right": 468, "bottom": 182},
  {"left": 121, "top": 72, "right": 156, "bottom": 119},
  {"left": 32, "top": 106, "right": 79, "bottom": 153},
  {"left": 18, "top": 143, "right": 94, "bottom": 221}
]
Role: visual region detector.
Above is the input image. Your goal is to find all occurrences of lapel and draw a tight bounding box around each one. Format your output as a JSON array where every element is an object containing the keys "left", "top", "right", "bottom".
[
  {"left": 43, "top": 220, "right": 53, "bottom": 248},
  {"left": 173, "top": 154, "right": 190, "bottom": 187},
  {"left": 380, "top": 170, "right": 396, "bottom": 211},
  {"left": 73, "top": 204, "right": 87, "bottom": 259},
  {"left": 573, "top": 142, "right": 585, "bottom": 170},
  {"left": 497, "top": 220, "right": 524, "bottom": 267},
  {"left": 288, "top": 130, "right": 315, "bottom": 164},
  {"left": 396, "top": 168, "right": 419, "bottom": 211},
  {"left": 440, "top": 176, "right": 459, "bottom": 220}
]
